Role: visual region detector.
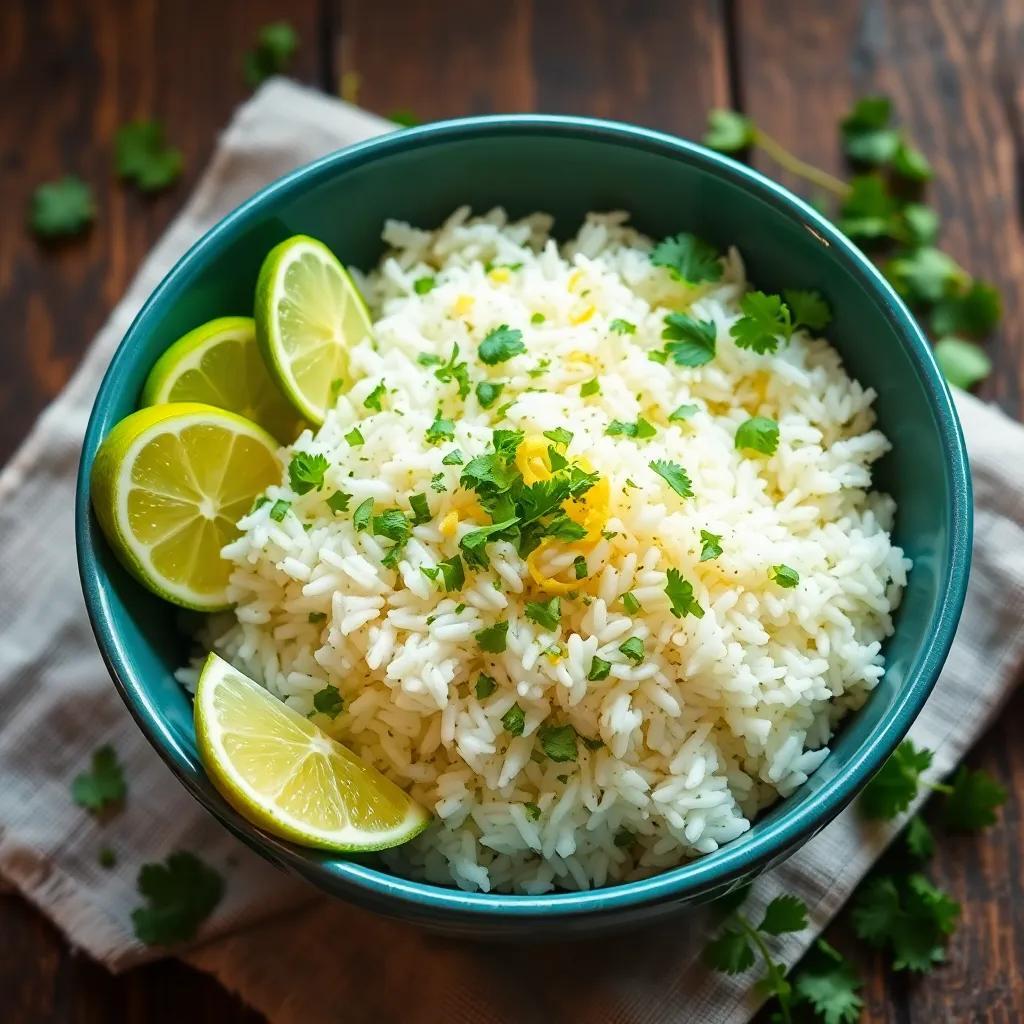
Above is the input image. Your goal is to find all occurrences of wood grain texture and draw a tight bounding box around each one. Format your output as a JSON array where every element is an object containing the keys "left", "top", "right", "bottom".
[{"left": 2, "top": 0, "right": 1023, "bottom": 1021}]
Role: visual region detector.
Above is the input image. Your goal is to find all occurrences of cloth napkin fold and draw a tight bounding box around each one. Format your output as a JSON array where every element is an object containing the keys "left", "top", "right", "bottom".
[{"left": 2, "top": 78, "right": 1022, "bottom": 1024}]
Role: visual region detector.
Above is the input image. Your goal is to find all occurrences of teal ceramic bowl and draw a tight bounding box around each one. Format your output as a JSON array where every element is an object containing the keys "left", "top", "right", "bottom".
[{"left": 77, "top": 115, "right": 971, "bottom": 939}]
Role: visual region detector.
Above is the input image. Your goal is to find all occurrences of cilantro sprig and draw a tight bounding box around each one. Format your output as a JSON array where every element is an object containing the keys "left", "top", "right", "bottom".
[
  {"left": 132, "top": 851, "right": 224, "bottom": 946},
  {"left": 115, "top": 120, "right": 183, "bottom": 193},
  {"left": 72, "top": 744, "right": 127, "bottom": 813}
]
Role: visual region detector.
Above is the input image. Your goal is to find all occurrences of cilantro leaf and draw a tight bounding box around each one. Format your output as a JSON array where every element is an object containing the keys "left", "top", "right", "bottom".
[
  {"left": 618, "top": 636, "right": 645, "bottom": 663},
  {"left": 735, "top": 416, "right": 779, "bottom": 455},
  {"left": 524, "top": 801, "right": 542, "bottom": 821},
  {"left": 479, "top": 324, "right": 526, "bottom": 365},
  {"left": 426, "top": 415, "right": 456, "bottom": 443},
  {"left": 413, "top": 276, "right": 435, "bottom": 295},
  {"left": 312, "top": 684, "right": 343, "bottom": 719},
  {"left": 131, "top": 851, "right": 224, "bottom": 946},
  {"left": 661, "top": 312, "right": 717, "bottom": 366},
  {"left": 287, "top": 451, "right": 329, "bottom": 494},
  {"left": 607, "top": 418, "right": 657, "bottom": 439},
  {"left": 783, "top": 289, "right": 832, "bottom": 331},
  {"left": 475, "top": 674, "right": 497, "bottom": 699},
  {"left": 665, "top": 569, "right": 704, "bottom": 619},
  {"left": 792, "top": 941, "right": 863, "bottom": 1024},
  {"left": 931, "top": 280, "right": 1001, "bottom": 338},
  {"left": 573, "top": 554, "right": 588, "bottom": 579},
  {"left": 538, "top": 723, "right": 578, "bottom": 762},
  {"left": 519, "top": 594, "right": 560, "bottom": 631},
  {"left": 730, "top": 291, "right": 792, "bottom": 354},
  {"left": 851, "top": 875, "right": 902, "bottom": 947},
  {"left": 476, "top": 621, "right": 509, "bottom": 653},
  {"left": 460, "top": 517, "right": 520, "bottom": 568},
  {"left": 30, "top": 176, "right": 96, "bottom": 239},
  {"left": 476, "top": 380, "right": 504, "bottom": 408},
  {"left": 934, "top": 337, "right": 992, "bottom": 390},
  {"left": 442, "top": 449, "right": 464, "bottom": 466},
  {"left": 588, "top": 657, "right": 611, "bottom": 681},
  {"left": 501, "top": 702, "right": 525, "bottom": 736},
  {"left": 892, "top": 139, "right": 933, "bottom": 182},
  {"left": 434, "top": 344, "right": 471, "bottom": 398},
  {"left": 389, "top": 109, "right": 419, "bottom": 127},
  {"left": 430, "top": 473, "right": 447, "bottom": 493},
  {"left": 326, "top": 490, "right": 351, "bottom": 514},
  {"left": 580, "top": 377, "right": 601, "bottom": 397},
  {"left": 543, "top": 427, "right": 573, "bottom": 447},
  {"left": 421, "top": 554, "right": 465, "bottom": 592},
  {"left": 704, "top": 109, "right": 756, "bottom": 153},
  {"left": 115, "top": 120, "right": 183, "bottom": 192},
  {"left": 372, "top": 509, "right": 412, "bottom": 543},
  {"left": 352, "top": 497, "right": 373, "bottom": 531},
  {"left": 838, "top": 174, "right": 899, "bottom": 241},
  {"left": 885, "top": 247, "right": 966, "bottom": 305},
  {"left": 669, "top": 403, "right": 699, "bottom": 422},
  {"left": 345, "top": 426, "right": 364, "bottom": 447},
  {"left": 768, "top": 564, "right": 800, "bottom": 589},
  {"left": 244, "top": 21, "right": 299, "bottom": 88},
  {"left": 941, "top": 766, "right": 1007, "bottom": 831},
  {"left": 650, "top": 232, "right": 722, "bottom": 284},
  {"left": 268, "top": 499, "right": 291, "bottom": 522},
  {"left": 905, "top": 815, "right": 935, "bottom": 860},
  {"left": 621, "top": 591, "right": 641, "bottom": 614},
  {"left": 699, "top": 529, "right": 723, "bottom": 561},
  {"left": 897, "top": 203, "right": 941, "bottom": 246},
  {"left": 364, "top": 380, "right": 387, "bottom": 411},
  {"left": 840, "top": 95, "right": 900, "bottom": 165},
  {"left": 609, "top": 318, "right": 636, "bottom": 334},
  {"left": 71, "top": 745, "right": 127, "bottom": 812},
  {"left": 860, "top": 739, "right": 933, "bottom": 820},
  {"left": 759, "top": 894, "right": 809, "bottom": 935},
  {"left": 703, "top": 928, "right": 755, "bottom": 974},
  {"left": 650, "top": 459, "right": 693, "bottom": 498}
]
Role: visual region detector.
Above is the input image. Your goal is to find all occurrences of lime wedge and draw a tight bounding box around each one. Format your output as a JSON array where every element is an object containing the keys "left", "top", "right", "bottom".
[
  {"left": 195, "top": 653, "right": 430, "bottom": 851},
  {"left": 89, "top": 403, "right": 281, "bottom": 610},
  {"left": 141, "top": 316, "right": 302, "bottom": 443},
  {"left": 254, "top": 235, "right": 373, "bottom": 426}
]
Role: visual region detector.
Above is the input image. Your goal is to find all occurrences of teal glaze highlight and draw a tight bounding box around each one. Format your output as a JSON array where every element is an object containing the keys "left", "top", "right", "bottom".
[{"left": 76, "top": 115, "right": 972, "bottom": 938}]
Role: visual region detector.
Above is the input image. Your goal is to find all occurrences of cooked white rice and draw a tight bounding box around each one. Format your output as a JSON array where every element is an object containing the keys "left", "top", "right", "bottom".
[{"left": 184, "top": 207, "right": 910, "bottom": 894}]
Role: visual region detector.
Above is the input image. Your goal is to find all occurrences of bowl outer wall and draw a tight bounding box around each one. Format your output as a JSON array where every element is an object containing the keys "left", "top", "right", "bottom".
[{"left": 76, "top": 114, "right": 972, "bottom": 937}]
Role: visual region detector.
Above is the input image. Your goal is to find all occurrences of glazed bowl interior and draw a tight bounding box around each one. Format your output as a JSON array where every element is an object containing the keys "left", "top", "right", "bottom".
[{"left": 77, "top": 116, "right": 971, "bottom": 936}]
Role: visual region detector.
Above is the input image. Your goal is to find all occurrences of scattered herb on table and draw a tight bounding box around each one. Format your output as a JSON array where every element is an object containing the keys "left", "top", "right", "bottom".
[
  {"left": 72, "top": 745, "right": 127, "bottom": 813},
  {"left": 132, "top": 851, "right": 225, "bottom": 946},
  {"left": 30, "top": 176, "right": 96, "bottom": 240},
  {"left": 244, "top": 21, "right": 299, "bottom": 88},
  {"left": 115, "top": 120, "right": 183, "bottom": 193}
]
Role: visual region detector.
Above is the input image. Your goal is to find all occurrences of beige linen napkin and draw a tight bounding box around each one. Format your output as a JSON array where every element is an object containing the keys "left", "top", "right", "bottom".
[{"left": 2, "top": 78, "right": 1022, "bottom": 1023}]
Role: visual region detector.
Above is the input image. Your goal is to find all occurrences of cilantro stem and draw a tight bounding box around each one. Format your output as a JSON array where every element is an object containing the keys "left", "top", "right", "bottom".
[
  {"left": 752, "top": 129, "right": 850, "bottom": 198},
  {"left": 925, "top": 779, "right": 955, "bottom": 795},
  {"left": 735, "top": 912, "right": 793, "bottom": 1024}
]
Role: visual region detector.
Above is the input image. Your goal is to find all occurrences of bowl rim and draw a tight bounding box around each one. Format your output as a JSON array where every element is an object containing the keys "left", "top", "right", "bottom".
[{"left": 76, "top": 113, "right": 973, "bottom": 919}]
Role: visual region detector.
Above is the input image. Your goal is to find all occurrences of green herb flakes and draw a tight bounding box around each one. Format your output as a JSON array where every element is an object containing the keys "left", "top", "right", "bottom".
[
  {"left": 326, "top": 490, "right": 351, "bottom": 514},
  {"left": 479, "top": 324, "right": 526, "bottom": 365},
  {"left": 476, "top": 621, "right": 509, "bottom": 654},
  {"left": 501, "top": 702, "right": 525, "bottom": 736},
  {"left": 530, "top": 312, "right": 546, "bottom": 324},
  {"left": 475, "top": 674, "right": 497, "bottom": 699},
  {"left": 30, "top": 176, "right": 95, "bottom": 239},
  {"left": 650, "top": 232, "right": 723, "bottom": 284},
  {"left": 524, "top": 801, "right": 542, "bottom": 821},
  {"left": 413, "top": 276, "right": 436, "bottom": 295},
  {"left": 573, "top": 555, "right": 588, "bottom": 580},
  {"left": 621, "top": 591, "right": 641, "bottom": 614},
  {"left": 783, "top": 288, "right": 832, "bottom": 330},
  {"left": 525, "top": 596, "right": 561, "bottom": 630},
  {"left": 441, "top": 449, "right": 464, "bottom": 465},
  {"left": 669, "top": 403, "right": 699, "bottom": 422},
  {"left": 434, "top": 344, "right": 471, "bottom": 398},
  {"left": 115, "top": 119, "right": 183, "bottom": 192},
  {"left": 287, "top": 451, "right": 329, "bottom": 494},
  {"left": 587, "top": 657, "right": 612, "bottom": 681},
  {"left": 580, "top": 377, "right": 601, "bottom": 397},
  {"left": 609, "top": 318, "right": 636, "bottom": 335},
  {"left": 344, "top": 426, "right": 365, "bottom": 447},
  {"left": 618, "top": 636, "right": 645, "bottom": 663},
  {"left": 430, "top": 472, "right": 447, "bottom": 492},
  {"left": 312, "top": 684, "right": 344, "bottom": 719},
  {"left": 268, "top": 499, "right": 291, "bottom": 522},
  {"left": 363, "top": 380, "right": 387, "bottom": 412},
  {"left": 426, "top": 415, "right": 456, "bottom": 444},
  {"left": 735, "top": 416, "right": 779, "bottom": 456},
  {"left": 476, "top": 380, "right": 504, "bottom": 408},
  {"left": 607, "top": 418, "right": 656, "bottom": 440},
  {"left": 352, "top": 497, "right": 374, "bottom": 531},
  {"left": 699, "top": 530, "right": 723, "bottom": 562},
  {"left": 421, "top": 554, "right": 465, "bottom": 593},
  {"left": 769, "top": 563, "right": 800, "bottom": 589},
  {"left": 409, "top": 493, "right": 431, "bottom": 525},
  {"left": 538, "top": 723, "right": 578, "bottom": 763},
  {"left": 72, "top": 745, "right": 126, "bottom": 813},
  {"left": 730, "top": 291, "right": 793, "bottom": 354}
]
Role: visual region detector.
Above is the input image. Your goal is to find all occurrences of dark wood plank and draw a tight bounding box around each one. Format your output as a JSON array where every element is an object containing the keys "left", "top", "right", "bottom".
[{"left": 735, "top": 2, "right": 1024, "bottom": 1020}]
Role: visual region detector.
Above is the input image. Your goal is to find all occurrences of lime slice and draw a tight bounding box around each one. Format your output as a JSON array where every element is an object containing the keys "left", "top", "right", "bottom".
[
  {"left": 141, "top": 316, "right": 302, "bottom": 443},
  {"left": 89, "top": 403, "right": 281, "bottom": 611},
  {"left": 195, "top": 653, "right": 430, "bottom": 851},
  {"left": 255, "top": 235, "right": 373, "bottom": 425}
]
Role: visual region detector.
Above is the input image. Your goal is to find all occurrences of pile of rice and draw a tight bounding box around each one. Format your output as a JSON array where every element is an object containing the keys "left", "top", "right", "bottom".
[{"left": 185, "top": 208, "right": 910, "bottom": 894}]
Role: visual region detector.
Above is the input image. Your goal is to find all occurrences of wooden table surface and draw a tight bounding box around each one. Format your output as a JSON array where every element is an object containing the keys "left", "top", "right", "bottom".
[{"left": 3, "top": 1, "right": 1023, "bottom": 1020}]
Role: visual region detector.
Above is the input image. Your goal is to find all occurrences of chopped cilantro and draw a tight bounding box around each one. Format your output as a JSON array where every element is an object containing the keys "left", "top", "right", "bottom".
[
  {"left": 703, "top": 109, "right": 756, "bottom": 152},
  {"left": 408, "top": 493, "right": 431, "bottom": 525},
  {"left": 476, "top": 380, "right": 504, "bottom": 408},
  {"left": 649, "top": 459, "right": 693, "bottom": 498},
  {"left": 885, "top": 247, "right": 965, "bottom": 305},
  {"left": 308, "top": 611, "right": 327, "bottom": 624},
  {"left": 650, "top": 232, "right": 722, "bottom": 284},
  {"left": 326, "top": 490, "right": 351, "bottom": 514},
  {"left": 609, "top": 318, "right": 636, "bottom": 334},
  {"left": 426, "top": 415, "right": 456, "bottom": 443},
  {"left": 441, "top": 449, "right": 464, "bottom": 465},
  {"left": 131, "top": 851, "right": 224, "bottom": 946},
  {"left": 417, "top": 353, "right": 442, "bottom": 367},
  {"left": 699, "top": 530, "right": 723, "bottom": 562},
  {"left": 249, "top": 495, "right": 270, "bottom": 514},
  {"left": 769, "top": 563, "right": 800, "bottom": 588},
  {"left": 791, "top": 939, "right": 864, "bottom": 1024},
  {"left": 581, "top": 734, "right": 604, "bottom": 751},
  {"left": 538, "top": 723, "right": 578, "bottom": 762},
  {"left": 479, "top": 324, "right": 526, "bottom": 365},
  {"left": 372, "top": 509, "right": 412, "bottom": 543},
  {"left": 30, "top": 175, "right": 95, "bottom": 239},
  {"left": 621, "top": 591, "right": 641, "bottom": 614},
  {"left": 476, "top": 620, "right": 509, "bottom": 653},
  {"left": 312, "top": 684, "right": 343, "bottom": 719},
  {"left": 72, "top": 745, "right": 126, "bottom": 812},
  {"left": 614, "top": 828, "right": 636, "bottom": 848},
  {"left": 115, "top": 119, "right": 183, "bottom": 192},
  {"left": 934, "top": 337, "right": 992, "bottom": 390},
  {"left": 573, "top": 555, "right": 587, "bottom": 579},
  {"left": 931, "top": 280, "right": 1001, "bottom": 338},
  {"left": 840, "top": 95, "right": 900, "bottom": 165},
  {"left": 606, "top": 418, "right": 656, "bottom": 439},
  {"left": 661, "top": 312, "right": 717, "bottom": 366},
  {"left": 244, "top": 20, "right": 298, "bottom": 88},
  {"left": 580, "top": 377, "right": 601, "bottom": 397},
  {"left": 730, "top": 291, "right": 793, "bottom": 354},
  {"left": 618, "top": 636, "right": 645, "bottom": 663},
  {"left": 344, "top": 426, "right": 364, "bottom": 447},
  {"left": 524, "top": 596, "right": 561, "bottom": 630},
  {"left": 501, "top": 702, "right": 525, "bottom": 736},
  {"left": 543, "top": 427, "right": 573, "bottom": 447},
  {"left": 941, "top": 766, "right": 1007, "bottom": 831},
  {"left": 735, "top": 416, "right": 779, "bottom": 455},
  {"left": 434, "top": 344, "right": 471, "bottom": 398},
  {"left": 545, "top": 515, "right": 587, "bottom": 542},
  {"left": 760, "top": 894, "right": 809, "bottom": 935},
  {"left": 269, "top": 499, "right": 291, "bottom": 522},
  {"left": 530, "top": 312, "right": 546, "bottom": 324},
  {"left": 420, "top": 554, "right": 465, "bottom": 592},
  {"left": 669, "top": 403, "right": 699, "bottom": 422},
  {"left": 287, "top": 451, "right": 329, "bottom": 494},
  {"left": 523, "top": 801, "right": 542, "bottom": 821},
  {"left": 363, "top": 380, "right": 387, "bottom": 412},
  {"left": 587, "top": 657, "right": 612, "bottom": 681},
  {"left": 352, "top": 497, "right": 373, "bottom": 531},
  {"left": 665, "top": 569, "right": 705, "bottom": 619},
  {"left": 330, "top": 378, "right": 344, "bottom": 396},
  {"left": 838, "top": 174, "right": 899, "bottom": 241},
  {"left": 413, "top": 276, "right": 436, "bottom": 294},
  {"left": 905, "top": 816, "right": 935, "bottom": 860},
  {"left": 475, "top": 674, "right": 497, "bottom": 699},
  {"left": 460, "top": 517, "right": 520, "bottom": 568},
  {"left": 430, "top": 472, "right": 447, "bottom": 492}
]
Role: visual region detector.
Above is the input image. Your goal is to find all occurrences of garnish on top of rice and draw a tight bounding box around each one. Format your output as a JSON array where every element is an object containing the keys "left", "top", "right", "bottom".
[{"left": 191, "top": 208, "right": 910, "bottom": 894}]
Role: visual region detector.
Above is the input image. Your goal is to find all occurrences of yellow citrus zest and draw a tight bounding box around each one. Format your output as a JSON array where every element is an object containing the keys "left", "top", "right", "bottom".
[
  {"left": 439, "top": 511, "right": 459, "bottom": 537},
  {"left": 567, "top": 269, "right": 584, "bottom": 292},
  {"left": 488, "top": 267, "right": 511, "bottom": 283},
  {"left": 569, "top": 305, "right": 595, "bottom": 325},
  {"left": 453, "top": 294, "right": 475, "bottom": 316},
  {"left": 567, "top": 349, "right": 600, "bottom": 367}
]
